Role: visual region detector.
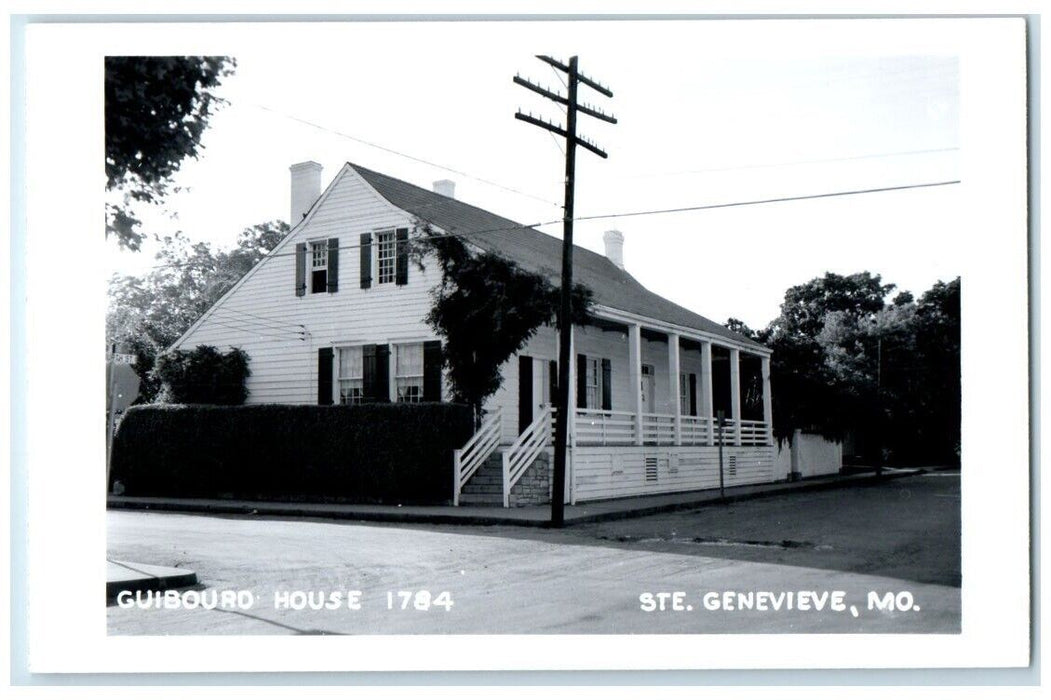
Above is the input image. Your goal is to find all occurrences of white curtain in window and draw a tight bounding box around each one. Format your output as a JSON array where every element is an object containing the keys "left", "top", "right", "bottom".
[
  {"left": 397, "top": 343, "right": 423, "bottom": 377},
  {"left": 339, "top": 346, "right": 363, "bottom": 378}
]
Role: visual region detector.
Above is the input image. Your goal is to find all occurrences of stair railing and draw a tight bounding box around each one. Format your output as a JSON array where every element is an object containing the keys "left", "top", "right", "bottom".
[
  {"left": 452, "top": 407, "right": 503, "bottom": 506},
  {"left": 501, "top": 406, "right": 553, "bottom": 507}
]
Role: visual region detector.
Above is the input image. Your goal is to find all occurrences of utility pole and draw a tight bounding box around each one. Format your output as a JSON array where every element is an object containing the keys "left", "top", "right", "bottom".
[{"left": 514, "top": 56, "right": 615, "bottom": 527}]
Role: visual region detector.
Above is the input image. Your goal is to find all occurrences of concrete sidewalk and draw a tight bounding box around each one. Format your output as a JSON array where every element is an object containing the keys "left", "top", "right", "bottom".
[
  {"left": 107, "top": 468, "right": 920, "bottom": 528},
  {"left": 107, "top": 559, "right": 198, "bottom": 599}
]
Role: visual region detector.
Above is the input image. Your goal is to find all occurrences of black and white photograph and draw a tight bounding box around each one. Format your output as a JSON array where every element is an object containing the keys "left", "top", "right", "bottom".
[{"left": 12, "top": 10, "right": 1032, "bottom": 682}]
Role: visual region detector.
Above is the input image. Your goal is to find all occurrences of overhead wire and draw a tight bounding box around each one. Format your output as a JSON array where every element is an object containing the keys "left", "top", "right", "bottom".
[
  {"left": 249, "top": 102, "right": 561, "bottom": 207},
  {"left": 141, "top": 177, "right": 961, "bottom": 271}
]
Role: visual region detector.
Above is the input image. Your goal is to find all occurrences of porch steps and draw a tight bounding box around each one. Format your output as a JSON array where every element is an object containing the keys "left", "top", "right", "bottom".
[{"left": 458, "top": 454, "right": 505, "bottom": 506}]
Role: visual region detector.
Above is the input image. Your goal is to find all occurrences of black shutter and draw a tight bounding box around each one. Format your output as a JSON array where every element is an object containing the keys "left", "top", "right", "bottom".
[
  {"left": 689, "top": 373, "right": 697, "bottom": 416},
  {"left": 295, "top": 243, "right": 307, "bottom": 297},
  {"left": 423, "top": 340, "right": 442, "bottom": 402},
  {"left": 317, "top": 347, "right": 333, "bottom": 405},
  {"left": 548, "top": 360, "right": 558, "bottom": 406},
  {"left": 375, "top": 344, "right": 390, "bottom": 402},
  {"left": 576, "top": 353, "right": 587, "bottom": 409},
  {"left": 362, "top": 344, "right": 377, "bottom": 400},
  {"left": 518, "top": 355, "right": 533, "bottom": 434},
  {"left": 327, "top": 237, "right": 339, "bottom": 293},
  {"left": 395, "top": 227, "right": 409, "bottom": 285},
  {"left": 360, "top": 233, "right": 372, "bottom": 289},
  {"left": 601, "top": 358, "right": 612, "bottom": 411}
]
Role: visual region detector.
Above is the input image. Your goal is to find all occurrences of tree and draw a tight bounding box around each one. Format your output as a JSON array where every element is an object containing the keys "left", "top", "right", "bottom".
[
  {"left": 762, "top": 272, "right": 895, "bottom": 443},
  {"left": 154, "top": 345, "right": 251, "bottom": 405},
  {"left": 773, "top": 272, "right": 895, "bottom": 340},
  {"left": 909, "top": 278, "right": 961, "bottom": 463},
  {"left": 105, "top": 56, "right": 236, "bottom": 250},
  {"left": 107, "top": 220, "right": 289, "bottom": 402},
  {"left": 760, "top": 271, "right": 960, "bottom": 466},
  {"left": 417, "top": 224, "right": 592, "bottom": 422}
]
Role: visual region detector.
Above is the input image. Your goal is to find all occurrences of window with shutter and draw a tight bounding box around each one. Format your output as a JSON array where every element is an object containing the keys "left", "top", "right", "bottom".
[
  {"left": 394, "top": 343, "right": 424, "bottom": 403},
  {"left": 310, "top": 241, "right": 328, "bottom": 293},
  {"left": 395, "top": 228, "right": 409, "bottom": 285},
  {"left": 317, "top": 348, "right": 333, "bottom": 405},
  {"left": 376, "top": 230, "right": 397, "bottom": 285},
  {"left": 295, "top": 243, "right": 307, "bottom": 296},
  {"left": 326, "top": 237, "right": 339, "bottom": 293},
  {"left": 423, "top": 341, "right": 442, "bottom": 401},
  {"left": 337, "top": 346, "right": 364, "bottom": 404},
  {"left": 360, "top": 233, "right": 373, "bottom": 289}
]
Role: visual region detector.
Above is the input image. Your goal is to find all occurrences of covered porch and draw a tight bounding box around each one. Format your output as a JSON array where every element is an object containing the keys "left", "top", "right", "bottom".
[
  {"left": 454, "top": 307, "right": 775, "bottom": 507},
  {"left": 560, "top": 304, "right": 774, "bottom": 449}
]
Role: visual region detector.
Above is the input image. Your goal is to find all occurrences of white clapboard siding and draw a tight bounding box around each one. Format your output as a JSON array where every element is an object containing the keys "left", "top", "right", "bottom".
[
  {"left": 175, "top": 165, "right": 444, "bottom": 404},
  {"left": 571, "top": 445, "right": 776, "bottom": 502},
  {"left": 485, "top": 327, "right": 558, "bottom": 444}
]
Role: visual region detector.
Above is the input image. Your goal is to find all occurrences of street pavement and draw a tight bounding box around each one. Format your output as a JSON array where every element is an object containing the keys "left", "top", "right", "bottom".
[{"left": 107, "top": 473, "right": 960, "bottom": 635}]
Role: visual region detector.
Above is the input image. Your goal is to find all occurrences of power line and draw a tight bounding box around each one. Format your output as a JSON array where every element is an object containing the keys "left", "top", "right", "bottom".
[
  {"left": 572, "top": 179, "right": 961, "bottom": 223},
  {"left": 249, "top": 103, "right": 561, "bottom": 207},
  {"left": 134, "top": 178, "right": 959, "bottom": 273},
  {"left": 192, "top": 316, "right": 301, "bottom": 342},
  {"left": 207, "top": 309, "right": 305, "bottom": 335},
  {"left": 623, "top": 147, "right": 960, "bottom": 179}
]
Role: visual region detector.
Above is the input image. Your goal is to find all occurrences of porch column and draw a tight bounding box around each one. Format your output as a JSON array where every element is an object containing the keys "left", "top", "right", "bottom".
[
  {"left": 730, "top": 347, "right": 742, "bottom": 445},
  {"left": 628, "top": 323, "right": 643, "bottom": 445},
  {"left": 700, "top": 340, "right": 714, "bottom": 444},
  {"left": 761, "top": 355, "right": 773, "bottom": 445},
  {"left": 668, "top": 333, "right": 681, "bottom": 445}
]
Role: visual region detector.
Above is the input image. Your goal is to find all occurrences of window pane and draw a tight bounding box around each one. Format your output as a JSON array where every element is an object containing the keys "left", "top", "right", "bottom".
[
  {"left": 586, "top": 358, "right": 600, "bottom": 409},
  {"left": 311, "top": 242, "right": 328, "bottom": 269},
  {"left": 396, "top": 343, "right": 423, "bottom": 376},
  {"left": 338, "top": 346, "right": 363, "bottom": 378},
  {"left": 395, "top": 343, "right": 423, "bottom": 403},
  {"left": 377, "top": 231, "right": 396, "bottom": 284},
  {"left": 397, "top": 384, "right": 422, "bottom": 403}
]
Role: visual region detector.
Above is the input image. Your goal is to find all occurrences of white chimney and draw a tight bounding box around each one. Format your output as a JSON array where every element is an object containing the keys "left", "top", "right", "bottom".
[
  {"left": 289, "top": 161, "right": 323, "bottom": 225},
  {"left": 603, "top": 229, "right": 625, "bottom": 269},
  {"left": 433, "top": 179, "right": 456, "bottom": 198}
]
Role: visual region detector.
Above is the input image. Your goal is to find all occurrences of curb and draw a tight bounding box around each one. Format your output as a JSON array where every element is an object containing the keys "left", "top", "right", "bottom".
[
  {"left": 560, "top": 469, "right": 921, "bottom": 525},
  {"left": 107, "top": 469, "right": 922, "bottom": 528},
  {"left": 107, "top": 561, "right": 199, "bottom": 600},
  {"left": 107, "top": 498, "right": 555, "bottom": 528}
]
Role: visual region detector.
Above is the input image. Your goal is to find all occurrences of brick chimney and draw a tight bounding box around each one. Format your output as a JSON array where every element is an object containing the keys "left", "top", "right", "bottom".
[
  {"left": 289, "top": 161, "right": 323, "bottom": 225},
  {"left": 433, "top": 179, "right": 456, "bottom": 198},
  {"left": 603, "top": 230, "right": 625, "bottom": 269}
]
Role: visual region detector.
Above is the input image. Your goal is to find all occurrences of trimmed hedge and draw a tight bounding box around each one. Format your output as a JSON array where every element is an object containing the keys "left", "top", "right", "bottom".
[{"left": 109, "top": 403, "right": 473, "bottom": 504}]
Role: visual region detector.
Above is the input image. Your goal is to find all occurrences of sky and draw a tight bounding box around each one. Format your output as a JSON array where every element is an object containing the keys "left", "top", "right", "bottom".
[{"left": 107, "top": 19, "right": 962, "bottom": 329}]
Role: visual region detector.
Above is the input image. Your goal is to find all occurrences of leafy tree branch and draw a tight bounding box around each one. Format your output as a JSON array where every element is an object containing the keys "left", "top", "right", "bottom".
[
  {"left": 414, "top": 223, "right": 592, "bottom": 422},
  {"left": 105, "top": 56, "right": 236, "bottom": 250}
]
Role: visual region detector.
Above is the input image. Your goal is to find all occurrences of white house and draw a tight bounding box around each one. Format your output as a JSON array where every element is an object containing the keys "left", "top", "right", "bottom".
[{"left": 174, "top": 161, "right": 777, "bottom": 507}]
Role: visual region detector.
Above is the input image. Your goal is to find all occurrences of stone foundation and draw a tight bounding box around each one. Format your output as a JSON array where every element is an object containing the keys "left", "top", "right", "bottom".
[{"left": 508, "top": 451, "right": 552, "bottom": 507}]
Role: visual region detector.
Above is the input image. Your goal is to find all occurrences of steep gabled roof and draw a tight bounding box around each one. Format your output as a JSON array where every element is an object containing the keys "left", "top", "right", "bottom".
[{"left": 352, "top": 163, "right": 766, "bottom": 352}]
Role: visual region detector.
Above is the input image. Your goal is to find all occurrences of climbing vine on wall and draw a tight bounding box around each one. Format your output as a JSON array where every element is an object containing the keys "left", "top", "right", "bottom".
[{"left": 414, "top": 222, "right": 592, "bottom": 423}]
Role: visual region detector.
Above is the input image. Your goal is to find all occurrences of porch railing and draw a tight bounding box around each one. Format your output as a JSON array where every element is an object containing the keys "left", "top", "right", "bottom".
[
  {"left": 452, "top": 406, "right": 502, "bottom": 506},
  {"left": 502, "top": 406, "right": 553, "bottom": 507},
  {"left": 574, "top": 409, "right": 636, "bottom": 445},
  {"left": 573, "top": 408, "right": 771, "bottom": 447},
  {"left": 681, "top": 415, "right": 714, "bottom": 445},
  {"left": 738, "top": 419, "right": 770, "bottom": 446},
  {"left": 641, "top": 413, "right": 676, "bottom": 445}
]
